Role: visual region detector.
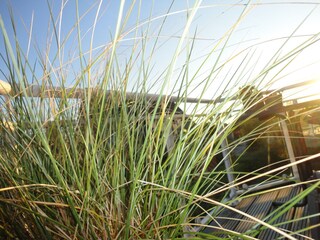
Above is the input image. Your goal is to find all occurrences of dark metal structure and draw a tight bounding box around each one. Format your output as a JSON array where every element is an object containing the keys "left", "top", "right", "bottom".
[
  {"left": 198, "top": 86, "right": 320, "bottom": 239},
  {"left": 1, "top": 79, "right": 320, "bottom": 239}
]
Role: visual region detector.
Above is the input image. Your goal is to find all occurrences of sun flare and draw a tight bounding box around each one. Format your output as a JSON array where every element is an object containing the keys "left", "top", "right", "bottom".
[
  {"left": 284, "top": 79, "right": 320, "bottom": 103},
  {"left": 302, "top": 79, "right": 320, "bottom": 99}
]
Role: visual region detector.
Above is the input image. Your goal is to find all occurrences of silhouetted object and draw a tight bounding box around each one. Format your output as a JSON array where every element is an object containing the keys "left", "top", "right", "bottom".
[{"left": 239, "top": 85, "right": 283, "bottom": 120}]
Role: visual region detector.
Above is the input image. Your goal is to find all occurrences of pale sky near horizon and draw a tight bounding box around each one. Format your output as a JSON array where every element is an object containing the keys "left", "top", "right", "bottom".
[{"left": 0, "top": 0, "right": 320, "bottom": 101}]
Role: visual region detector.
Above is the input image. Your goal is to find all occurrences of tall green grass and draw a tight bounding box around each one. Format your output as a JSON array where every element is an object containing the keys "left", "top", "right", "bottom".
[{"left": 0, "top": 1, "right": 320, "bottom": 239}]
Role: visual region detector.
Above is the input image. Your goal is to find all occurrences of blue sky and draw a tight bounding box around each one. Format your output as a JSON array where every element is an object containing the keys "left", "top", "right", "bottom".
[{"left": 0, "top": 1, "right": 320, "bottom": 100}]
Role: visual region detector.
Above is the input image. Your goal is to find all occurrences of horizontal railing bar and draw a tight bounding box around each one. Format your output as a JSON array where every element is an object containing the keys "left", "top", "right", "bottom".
[
  {"left": 1, "top": 79, "right": 318, "bottom": 106},
  {"left": 236, "top": 177, "right": 297, "bottom": 195},
  {"left": 8, "top": 85, "right": 216, "bottom": 103}
]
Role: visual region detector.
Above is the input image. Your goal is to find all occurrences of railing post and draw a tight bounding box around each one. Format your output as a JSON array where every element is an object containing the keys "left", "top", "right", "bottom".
[
  {"left": 279, "top": 117, "right": 300, "bottom": 180},
  {"left": 221, "top": 139, "right": 237, "bottom": 199}
]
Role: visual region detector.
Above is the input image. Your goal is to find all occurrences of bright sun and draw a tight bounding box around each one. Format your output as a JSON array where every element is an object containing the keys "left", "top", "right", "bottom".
[
  {"left": 296, "top": 79, "right": 320, "bottom": 102},
  {"left": 283, "top": 79, "right": 320, "bottom": 103}
]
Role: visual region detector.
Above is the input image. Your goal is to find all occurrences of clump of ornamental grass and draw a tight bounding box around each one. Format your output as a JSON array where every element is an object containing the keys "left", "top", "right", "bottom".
[{"left": 0, "top": 1, "right": 320, "bottom": 239}]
